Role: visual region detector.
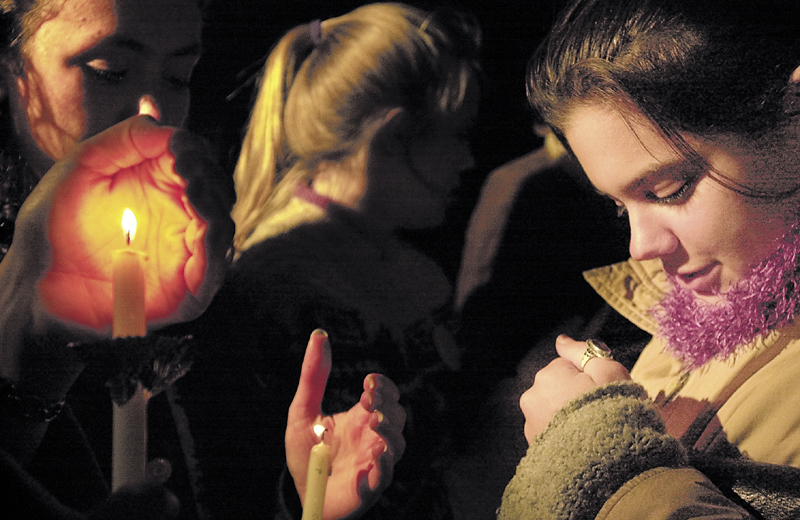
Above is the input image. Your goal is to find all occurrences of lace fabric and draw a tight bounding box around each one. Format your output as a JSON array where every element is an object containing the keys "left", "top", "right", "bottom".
[{"left": 0, "top": 151, "right": 36, "bottom": 262}]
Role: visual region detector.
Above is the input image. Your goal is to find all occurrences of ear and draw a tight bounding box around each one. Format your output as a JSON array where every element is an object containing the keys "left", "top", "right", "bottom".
[
  {"left": 367, "top": 107, "right": 411, "bottom": 158},
  {"left": 791, "top": 65, "right": 800, "bottom": 83}
]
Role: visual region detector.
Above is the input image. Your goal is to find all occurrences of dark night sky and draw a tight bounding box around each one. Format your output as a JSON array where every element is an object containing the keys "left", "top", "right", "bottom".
[{"left": 188, "top": 0, "right": 567, "bottom": 277}]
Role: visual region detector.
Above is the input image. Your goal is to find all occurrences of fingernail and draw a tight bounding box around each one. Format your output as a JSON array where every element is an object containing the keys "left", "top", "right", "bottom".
[
  {"left": 365, "top": 392, "right": 373, "bottom": 407},
  {"left": 311, "top": 329, "right": 328, "bottom": 338},
  {"left": 375, "top": 410, "right": 384, "bottom": 423},
  {"left": 367, "top": 375, "right": 376, "bottom": 390}
]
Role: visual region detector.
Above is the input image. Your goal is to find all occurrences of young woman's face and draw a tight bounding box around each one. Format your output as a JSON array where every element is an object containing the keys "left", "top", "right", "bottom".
[
  {"left": 564, "top": 104, "right": 798, "bottom": 303},
  {"left": 400, "top": 97, "right": 477, "bottom": 228},
  {"left": 11, "top": 0, "right": 202, "bottom": 175},
  {"left": 357, "top": 87, "right": 478, "bottom": 231}
]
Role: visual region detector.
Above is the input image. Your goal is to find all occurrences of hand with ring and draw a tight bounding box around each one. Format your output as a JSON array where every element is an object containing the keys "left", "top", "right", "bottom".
[
  {"left": 580, "top": 339, "right": 614, "bottom": 370},
  {"left": 519, "top": 335, "right": 631, "bottom": 443}
]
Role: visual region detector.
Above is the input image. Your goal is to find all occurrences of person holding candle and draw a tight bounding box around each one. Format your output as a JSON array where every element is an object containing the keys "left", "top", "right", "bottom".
[
  {"left": 175, "top": 3, "right": 480, "bottom": 518},
  {"left": 286, "top": 330, "right": 406, "bottom": 520},
  {"left": 495, "top": 0, "right": 800, "bottom": 517},
  {"left": 0, "top": 2, "right": 408, "bottom": 519},
  {"left": 0, "top": 0, "right": 236, "bottom": 518}
]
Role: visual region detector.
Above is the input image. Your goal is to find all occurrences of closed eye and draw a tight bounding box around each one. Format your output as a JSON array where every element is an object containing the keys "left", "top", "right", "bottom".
[
  {"left": 165, "top": 75, "right": 191, "bottom": 90},
  {"left": 82, "top": 59, "right": 126, "bottom": 84},
  {"left": 644, "top": 177, "right": 697, "bottom": 205}
]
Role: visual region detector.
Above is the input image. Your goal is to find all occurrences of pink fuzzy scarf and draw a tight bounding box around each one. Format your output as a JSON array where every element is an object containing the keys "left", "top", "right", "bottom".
[{"left": 653, "top": 225, "right": 800, "bottom": 370}]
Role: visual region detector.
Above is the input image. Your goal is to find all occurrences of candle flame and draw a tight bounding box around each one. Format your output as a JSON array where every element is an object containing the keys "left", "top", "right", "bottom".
[
  {"left": 122, "top": 208, "right": 137, "bottom": 245},
  {"left": 313, "top": 424, "right": 326, "bottom": 441}
]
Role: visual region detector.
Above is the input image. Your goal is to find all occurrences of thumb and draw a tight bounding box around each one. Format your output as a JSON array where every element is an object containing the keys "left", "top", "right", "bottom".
[{"left": 288, "top": 329, "right": 332, "bottom": 423}]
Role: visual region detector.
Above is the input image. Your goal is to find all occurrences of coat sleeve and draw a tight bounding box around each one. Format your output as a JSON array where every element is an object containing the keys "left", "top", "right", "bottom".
[
  {"left": 497, "top": 381, "right": 751, "bottom": 520},
  {"left": 597, "top": 467, "right": 750, "bottom": 519}
]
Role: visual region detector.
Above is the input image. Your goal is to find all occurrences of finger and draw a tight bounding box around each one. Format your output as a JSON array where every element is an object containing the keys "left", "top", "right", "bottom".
[
  {"left": 361, "top": 374, "right": 406, "bottom": 454},
  {"left": 372, "top": 404, "right": 406, "bottom": 462},
  {"left": 169, "top": 130, "right": 235, "bottom": 244},
  {"left": 367, "top": 456, "right": 382, "bottom": 491},
  {"left": 556, "top": 335, "right": 629, "bottom": 383},
  {"left": 178, "top": 150, "right": 235, "bottom": 217},
  {"left": 361, "top": 373, "right": 400, "bottom": 411},
  {"left": 77, "top": 115, "right": 174, "bottom": 173},
  {"left": 355, "top": 434, "right": 398, "bottom": 502},
  {"left": 127, "top": 115, "right": 175, "bottom": 159},
  {"left": 554, "top": 334, "right": 590, "bottom": 369},
  {"left": 288, "top": 330, "right": 332, "bottom": 423}
]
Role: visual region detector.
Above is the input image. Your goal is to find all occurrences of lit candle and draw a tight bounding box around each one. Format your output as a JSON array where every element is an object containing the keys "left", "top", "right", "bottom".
[
  {"left": 112, "top": 208, "right": 149, "bottom": 491},
  {"left": 112, "top": 209, "right": 146, "bottom": 338},
  {"left": 301, "top": 424, "right": 331, "bottom": 520}
]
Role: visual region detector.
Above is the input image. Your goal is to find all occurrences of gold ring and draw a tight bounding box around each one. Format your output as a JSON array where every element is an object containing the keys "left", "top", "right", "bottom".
[{"left": 580, "top": 339, "right": 613, "bottom": 371}]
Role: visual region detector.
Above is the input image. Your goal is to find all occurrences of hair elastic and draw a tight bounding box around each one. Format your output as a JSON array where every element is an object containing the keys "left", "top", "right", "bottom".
[{"left": 310, "top": 19, "right": 322, "bottom": 45}]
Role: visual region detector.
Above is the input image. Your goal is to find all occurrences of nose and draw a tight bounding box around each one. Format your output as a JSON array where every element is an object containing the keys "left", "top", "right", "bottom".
[
  {"left": 627, "top": 206, "right": 678, "bottom": 261},
  {"left": 138, "top": 96, "right": 161, "bottom": 121}
]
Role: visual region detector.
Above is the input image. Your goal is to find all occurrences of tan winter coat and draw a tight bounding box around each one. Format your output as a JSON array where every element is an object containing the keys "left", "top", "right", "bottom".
[
  {"left": 585, "top": 257, "right": 800, "bottom": 466},
  {"left": 497, "top": 257, "right": 800, "bottom": 519}
]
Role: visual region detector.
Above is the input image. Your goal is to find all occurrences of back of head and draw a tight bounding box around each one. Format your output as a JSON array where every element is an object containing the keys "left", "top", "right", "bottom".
[
  {"left": 232, "top": 2, "right": 481, "bottom": 252},
  {"left": 527, "top": 0, "right": 800, "bottom": 144}
]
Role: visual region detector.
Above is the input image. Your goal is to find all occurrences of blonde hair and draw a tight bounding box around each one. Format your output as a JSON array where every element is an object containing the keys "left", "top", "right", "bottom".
[{"left": 231, "top": 2, "right": 481, "bottom": 252}]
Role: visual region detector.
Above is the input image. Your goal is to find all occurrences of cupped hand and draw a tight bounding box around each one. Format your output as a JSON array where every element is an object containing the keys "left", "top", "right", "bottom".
[
  {"left": 286, "top": 330, "right": 406, "bottom": 520},
  {"left": 18, "top": 114, "right": 233, "bottom": 336},
  {"left": 520, "top": 335, "right": 631, "bottom": 443}
]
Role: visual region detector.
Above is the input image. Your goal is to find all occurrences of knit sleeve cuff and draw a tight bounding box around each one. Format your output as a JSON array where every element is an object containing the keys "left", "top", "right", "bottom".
[{"left": 498, "top": 380, "right": 688, "bottom": 520}]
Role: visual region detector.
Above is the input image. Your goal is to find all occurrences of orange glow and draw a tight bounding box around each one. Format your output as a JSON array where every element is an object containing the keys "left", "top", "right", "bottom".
[{"left": 37, "top": 117, "right": 209, "bottom": 331}]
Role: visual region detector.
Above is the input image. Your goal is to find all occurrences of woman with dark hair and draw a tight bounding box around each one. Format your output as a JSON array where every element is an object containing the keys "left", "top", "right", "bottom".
[
  {"left": 0, "top": 1, "right": 233, "bottom": 518},
  {"left": 499, "top": 0, "right": 800, "bottom": 517},
  {"left": 0, "top": 2, "right": 403, "bottom": 519}
]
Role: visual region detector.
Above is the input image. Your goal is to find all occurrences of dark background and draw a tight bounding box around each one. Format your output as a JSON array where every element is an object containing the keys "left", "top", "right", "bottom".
[{"left": 187, "top": 0, "right": 568, "bottom": 281}]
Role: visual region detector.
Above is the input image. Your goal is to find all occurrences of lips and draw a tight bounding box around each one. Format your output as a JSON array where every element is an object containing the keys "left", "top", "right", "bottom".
[{"left": 674, "top": 262, "right": 721, "bottom": 295}]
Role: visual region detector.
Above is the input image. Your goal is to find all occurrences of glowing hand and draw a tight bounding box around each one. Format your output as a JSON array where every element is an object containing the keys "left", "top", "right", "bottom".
[
  {"left": 286, "top": 330, "right": 406, "bottom": 519},
  {"left": 14, "top": 114, "right": 234, "bottom": 337},
  {"left": 520, "top": 335, "right": 631, "bottom": 443}
]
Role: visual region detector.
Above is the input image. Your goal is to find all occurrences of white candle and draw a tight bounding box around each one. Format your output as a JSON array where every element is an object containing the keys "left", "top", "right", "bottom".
[
  {"left": 301, "top": 424, "right": 331, "bottom": 520},
  {"left": 112, "top": 208, "right": 149, "bottom": 491}
]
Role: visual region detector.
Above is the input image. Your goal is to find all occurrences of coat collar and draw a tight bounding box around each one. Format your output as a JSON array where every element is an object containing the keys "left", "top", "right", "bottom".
[{"left": 583, "top": 258, "right": 670, "bottom": 336}]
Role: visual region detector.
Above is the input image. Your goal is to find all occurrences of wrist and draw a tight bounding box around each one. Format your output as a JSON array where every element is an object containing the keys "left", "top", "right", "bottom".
[{"left": 499, "top": 381, "right": 688, "bottom": 520}]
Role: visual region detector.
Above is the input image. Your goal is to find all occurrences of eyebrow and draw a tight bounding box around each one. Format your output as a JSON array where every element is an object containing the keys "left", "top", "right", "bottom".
[
  {"left": 626, "top": 159, "right": 694, "bottom": 193},
  {"left": 108, "top": 37, "right": 202, "bottom": 58},
  {"left": 590, "top": 158, "right": 692, "bottom": 201}
]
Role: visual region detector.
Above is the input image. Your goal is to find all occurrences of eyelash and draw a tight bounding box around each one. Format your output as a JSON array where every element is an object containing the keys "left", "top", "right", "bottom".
[
  {"left": 83, "top": 63, "right": 126, "bottom": 84},
  {"left": 645, "top": 178, "right": 695, "bottom": 204},
  {"left": 82, "top": 62, "right": 191, "bottom": 90},
  {"left": 615, "top": 176, "right": 699, "bottom": 218}
]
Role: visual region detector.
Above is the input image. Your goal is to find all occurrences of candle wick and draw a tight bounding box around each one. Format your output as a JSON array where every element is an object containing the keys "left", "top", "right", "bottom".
[{"left": 125, "top": 231, "right": 131, "bottom": 246}]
